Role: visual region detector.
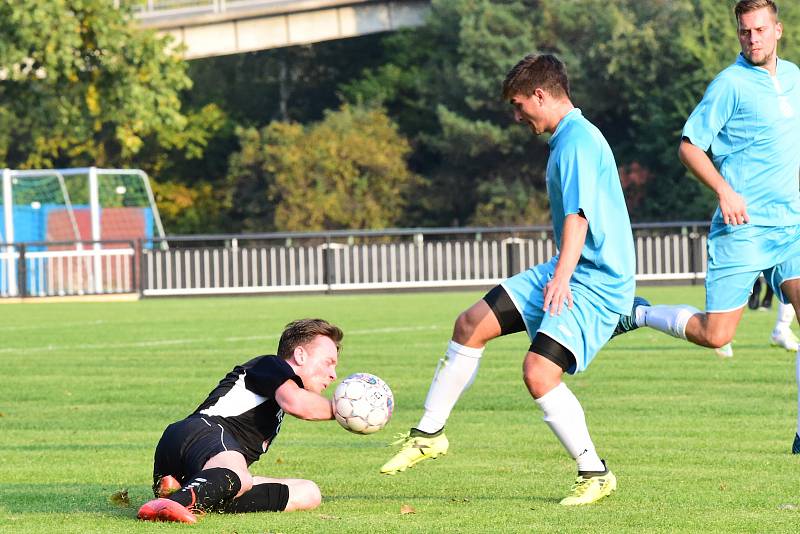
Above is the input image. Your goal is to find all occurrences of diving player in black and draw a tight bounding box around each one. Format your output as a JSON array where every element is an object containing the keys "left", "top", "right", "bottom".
[{"left": 137, "top": 318, "right": 342, "bottom": 523}]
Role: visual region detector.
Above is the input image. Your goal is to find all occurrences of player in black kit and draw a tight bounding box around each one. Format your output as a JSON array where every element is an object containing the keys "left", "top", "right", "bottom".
[{"left": 137, "top": 318, "right": 342, "bottom": 523}]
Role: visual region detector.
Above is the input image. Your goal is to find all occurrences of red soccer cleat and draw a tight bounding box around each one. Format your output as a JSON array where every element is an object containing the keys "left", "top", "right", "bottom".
[
  {"left": 156, "top": 475, "right": 182, "bottom": 498},
  {"left": 137, "top": 498, "right": 197, "bottom": 524}
]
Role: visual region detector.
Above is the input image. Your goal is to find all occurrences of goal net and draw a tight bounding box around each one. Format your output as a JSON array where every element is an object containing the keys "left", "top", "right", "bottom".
[{"left": 1, "top": 168, "right": 166, "bottom": 296}]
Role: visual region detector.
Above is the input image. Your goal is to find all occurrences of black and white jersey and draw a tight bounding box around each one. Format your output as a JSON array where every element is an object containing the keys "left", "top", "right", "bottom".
[{"left": 191, "top": 355, "right": 303, "bottom": 464}]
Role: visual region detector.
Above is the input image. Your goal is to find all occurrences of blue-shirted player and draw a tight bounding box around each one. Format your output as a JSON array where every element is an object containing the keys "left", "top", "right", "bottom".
[
  {"left": 381, "top": 53, "right": 637, "bottom": 506},
  {"left": 631, "top": 0, "right": 800, "bottom": 452}
]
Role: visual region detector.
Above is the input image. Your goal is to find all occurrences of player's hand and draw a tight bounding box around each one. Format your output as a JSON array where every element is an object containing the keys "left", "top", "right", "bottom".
[
  {"left": 718, "top": 186, "right": 749, "bottom": 226},
  {"left": 542, "top": 274, "right": 573, "bottom": 316}
]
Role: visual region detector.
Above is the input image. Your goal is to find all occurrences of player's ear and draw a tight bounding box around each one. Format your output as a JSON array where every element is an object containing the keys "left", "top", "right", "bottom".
[
  {"left": 293, "top": 345, "right": 306, "bottom": 365},
  {"left": 776, "top": 21, "right": 783, "bottom": 40}
]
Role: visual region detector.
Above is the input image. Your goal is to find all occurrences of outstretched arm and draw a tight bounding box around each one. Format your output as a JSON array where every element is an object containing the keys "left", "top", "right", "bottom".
[
  {"left": 543, "top": 212, "right": 588, "bottom": 316},
  {"left": 275, "top": 380, "right": 334, "bottom": 421},
  {"left": 678, "top": 139, "right": 748, "bottom": 225}
]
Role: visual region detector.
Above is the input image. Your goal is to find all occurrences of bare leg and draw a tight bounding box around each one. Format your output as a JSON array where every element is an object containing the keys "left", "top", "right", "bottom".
[
  {"left": 251, "top": 476, "right": 321, "bottom": 512},
  {"left": 451, "top": 299, "right": 503, "bottom": 347},
  {"left": 684, "top": 308, "right": 745, "bottom": 348},
  {"left": 416, "top": 299, "right": 501, "bottom": 433}
]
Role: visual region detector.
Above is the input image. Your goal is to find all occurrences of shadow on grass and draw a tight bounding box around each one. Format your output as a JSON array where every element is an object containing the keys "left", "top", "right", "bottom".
[{"left": 0, "top": 483, "right": 145, "bottom": 517}]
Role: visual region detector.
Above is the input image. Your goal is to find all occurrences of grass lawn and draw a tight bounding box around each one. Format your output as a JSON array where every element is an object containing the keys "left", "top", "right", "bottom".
[{"left": 1, "top": 286, "right": 799, "bottom": 533}]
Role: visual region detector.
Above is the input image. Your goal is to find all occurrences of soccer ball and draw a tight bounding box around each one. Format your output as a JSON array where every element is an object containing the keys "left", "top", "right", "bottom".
[{"left": 333, "top": 373, "right": 394, "bottom": 434}]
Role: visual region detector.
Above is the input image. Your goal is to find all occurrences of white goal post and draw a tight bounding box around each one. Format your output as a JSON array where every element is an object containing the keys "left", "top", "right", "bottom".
[{"left": 1, "top": 167, "right": 166, "bottom": 296}]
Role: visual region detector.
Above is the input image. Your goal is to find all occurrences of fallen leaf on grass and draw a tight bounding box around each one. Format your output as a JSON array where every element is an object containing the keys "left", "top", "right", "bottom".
[
  {"left": 109, "top": 489, "right": 130, "bottom": 507},
  {"left": 400, "top": 504, "right": 416, "bottom": 515},
  {"left": 275, "top": 456, "right": 284, "bottom": 464}
]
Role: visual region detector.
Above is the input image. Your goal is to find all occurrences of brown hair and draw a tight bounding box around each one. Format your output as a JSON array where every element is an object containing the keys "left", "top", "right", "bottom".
[
  {"left": 277, "top": 318, "right": 343, "bottom": 359},
  {"left": 734, "top": 0, "right": 778, "bottom": 23},
  {"left": 502, "top": 53, "right": 570, "bottom": 101}
]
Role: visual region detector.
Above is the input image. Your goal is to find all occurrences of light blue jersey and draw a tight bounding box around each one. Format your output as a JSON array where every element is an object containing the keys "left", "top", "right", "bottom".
[
  {"left": 500, "top": 108, "right": 635, "bottom": 373},
  {"left": 545, "top": 108, "right": 635, "bottom": 315},
  {"left": 682, "top": 54, "right": 800, "bottom": 227}
]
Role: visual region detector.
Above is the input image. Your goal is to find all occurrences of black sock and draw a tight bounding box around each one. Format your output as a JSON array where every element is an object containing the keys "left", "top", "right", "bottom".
[
  {"left": 578, "top": 460, "right": 609, "bottom": 478},
  {"left": 220, "top": 483, "right": 290, "bottom": 513},
  {"left": 168, "top": 467, "right": 242, "bottom": 511},
  {"left": 410, "top": 427, "right": 443, "bottom": 438}
]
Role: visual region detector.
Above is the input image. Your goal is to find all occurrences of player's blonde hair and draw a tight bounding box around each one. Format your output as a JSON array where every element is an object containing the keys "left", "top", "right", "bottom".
[{"left": 277, "top": 319, "right": 343, "bottom": 359}]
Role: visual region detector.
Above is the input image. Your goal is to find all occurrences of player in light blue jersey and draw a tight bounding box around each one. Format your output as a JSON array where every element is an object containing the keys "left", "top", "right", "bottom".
[
  {"left": 381, "top": 54, "right": 638, "bottom": 506},
  {"left": 632, "top": 0, "right": 800, "bottom": 453}
]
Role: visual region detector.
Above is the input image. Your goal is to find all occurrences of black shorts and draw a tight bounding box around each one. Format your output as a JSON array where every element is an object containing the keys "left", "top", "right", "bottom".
[
  {"left": 152, "top": 416, "right": 248, "bottom": 490},
  {"left": 482, "top": 285, "right": 525, "bottom": 336},
  {"left": 483, "top": 285, "right": 576, "bottom": 372}
]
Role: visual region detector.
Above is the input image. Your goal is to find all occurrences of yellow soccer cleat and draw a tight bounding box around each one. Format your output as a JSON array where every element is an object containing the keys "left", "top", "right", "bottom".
[
  {"left": 559, "top": 469, "right": 617, "bottom": 506},
  {"left": 380, "top": 428, "right": 449, "bottom": 474}
]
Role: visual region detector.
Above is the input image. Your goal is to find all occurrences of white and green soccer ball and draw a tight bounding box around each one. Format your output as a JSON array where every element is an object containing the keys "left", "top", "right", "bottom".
[{"left": 333, "top": 373, "right": 394, "bottom": 434}]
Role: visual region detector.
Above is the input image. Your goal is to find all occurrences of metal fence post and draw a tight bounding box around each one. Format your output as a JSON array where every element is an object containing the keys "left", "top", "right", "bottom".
[
  {"left": 17, "top": 244, "right": 26, "bottom": 299},
  {"left": 689, "top": 224, "right": 702, "bottom": 285},
  {"left": 133, "top": 239, "right": 140, "bottom": 297},
  {"left": 505, "top": 238, "right": 522, "bottom": 278},
  {"left": 323, "top": 236, "right": 334, "bottom": 292},
  {"left": 139, "top": 241, "right": 147, "bottom": 297}
]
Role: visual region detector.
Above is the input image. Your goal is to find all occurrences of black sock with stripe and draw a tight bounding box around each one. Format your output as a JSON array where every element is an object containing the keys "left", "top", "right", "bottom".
[{"left": 168, "top": 467, "right": 242, "bottom": 511}]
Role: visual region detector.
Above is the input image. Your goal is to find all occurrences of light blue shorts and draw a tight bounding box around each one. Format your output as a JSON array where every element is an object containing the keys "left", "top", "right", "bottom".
[
  {"left": 706, "top": 224, "right": 800, "bottom": 312},
  {"left": 501, "top": 259, "right": 620, "bottom": 375}
]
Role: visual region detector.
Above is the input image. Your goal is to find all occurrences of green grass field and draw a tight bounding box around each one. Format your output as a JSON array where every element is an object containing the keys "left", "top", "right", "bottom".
[{"left": 1, "top": 286, "right": 799, "bottom": 533}]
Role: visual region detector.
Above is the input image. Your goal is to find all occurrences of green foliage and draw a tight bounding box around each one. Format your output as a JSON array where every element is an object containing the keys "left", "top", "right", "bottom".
[
  {"left": 343, "top": 0, "right": 549, "bottom": 226},
  {"left": 0, "top": 0, "right": 230, "bottom": 233},
  {"left": 344, "top": 0, "right": 800, "bottom": 224},
  {"left": 226, "top": 105, "right": 421, "bottom": 231},
  {"left": 152, "top": 180, "right": 225, "bottom": 235},
  {"left": 5, "top": 0, "right": 800, "bottom": 231}
]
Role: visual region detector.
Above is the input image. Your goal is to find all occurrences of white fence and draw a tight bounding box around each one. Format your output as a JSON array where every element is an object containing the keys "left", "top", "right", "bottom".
[
  {"left": 0, "top": 241, "right": 137, "bottom": 297},
  {"left": 140, "top": 224, "right": 709, "bottom": 297},
  {"left": 0, "top": 224, "right": 710, "bottom": 299}
]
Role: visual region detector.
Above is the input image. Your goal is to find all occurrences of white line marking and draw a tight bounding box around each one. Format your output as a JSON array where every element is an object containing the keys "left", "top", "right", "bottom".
[{"left": 0, "top": 325, "right": 445, "bottom": 354}]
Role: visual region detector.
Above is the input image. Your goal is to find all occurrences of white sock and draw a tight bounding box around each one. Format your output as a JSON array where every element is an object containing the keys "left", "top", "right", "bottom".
[
  {"left": 417, "top": 340, "right": 483, "bottom": 433},
  {"left": 635, "top": 304, "right": 700, "bottom": 340},
  {"left": 796, "top": 349, "right": 800, "bottom": 437},
  {"left": 775, "top": 302, "right": 795, "bottom": 333},
  {"left": 535, "top": 382, "right": 605, "bottom": 472}
]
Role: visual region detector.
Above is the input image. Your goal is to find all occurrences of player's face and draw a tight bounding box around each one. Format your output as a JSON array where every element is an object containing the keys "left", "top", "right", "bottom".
[
  {"left": 737, "top": 7, "right": 782, "bottom": 68},
  {"left": 296, "top": 335, "right": 338, "bottom": 393},
  {"left": 510, "top": 92, "right": 547, "bottom": 135}
]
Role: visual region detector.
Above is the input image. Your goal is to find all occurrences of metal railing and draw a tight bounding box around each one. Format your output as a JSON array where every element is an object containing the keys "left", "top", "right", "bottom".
[
  {"left": 0, "top": 240, "right": 137, "bottom": 298},
  {"left": 117, "top": 0, "right": 368, "bottom": 17},
  {"left": 0, "top": 223, "right": 710, "bottom": 299},
  {"left": 140, "top": 223, "right": 709, "bottom": 297}
]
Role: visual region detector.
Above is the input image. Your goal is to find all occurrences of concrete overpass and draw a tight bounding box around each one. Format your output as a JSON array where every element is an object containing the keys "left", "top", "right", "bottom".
[{"left": 129, "top": 0, "right": 430, "bottom": 59}]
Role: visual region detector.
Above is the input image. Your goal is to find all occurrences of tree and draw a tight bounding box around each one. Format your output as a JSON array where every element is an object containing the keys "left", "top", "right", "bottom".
[
  {"left": 0, "top": 1, "right": 203, "bottom": 167},
  {"left": 342, "top": 0, "right": 547, "bottom": 227},
  {"left": 0, "top": 0, "right": 228, "bottom": 233},
  {"left": 342, "top": 0, "right": 800, "bottom": 224},
  {"left": 226, "top": 105, "right": 421, "bottom": 231}
]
